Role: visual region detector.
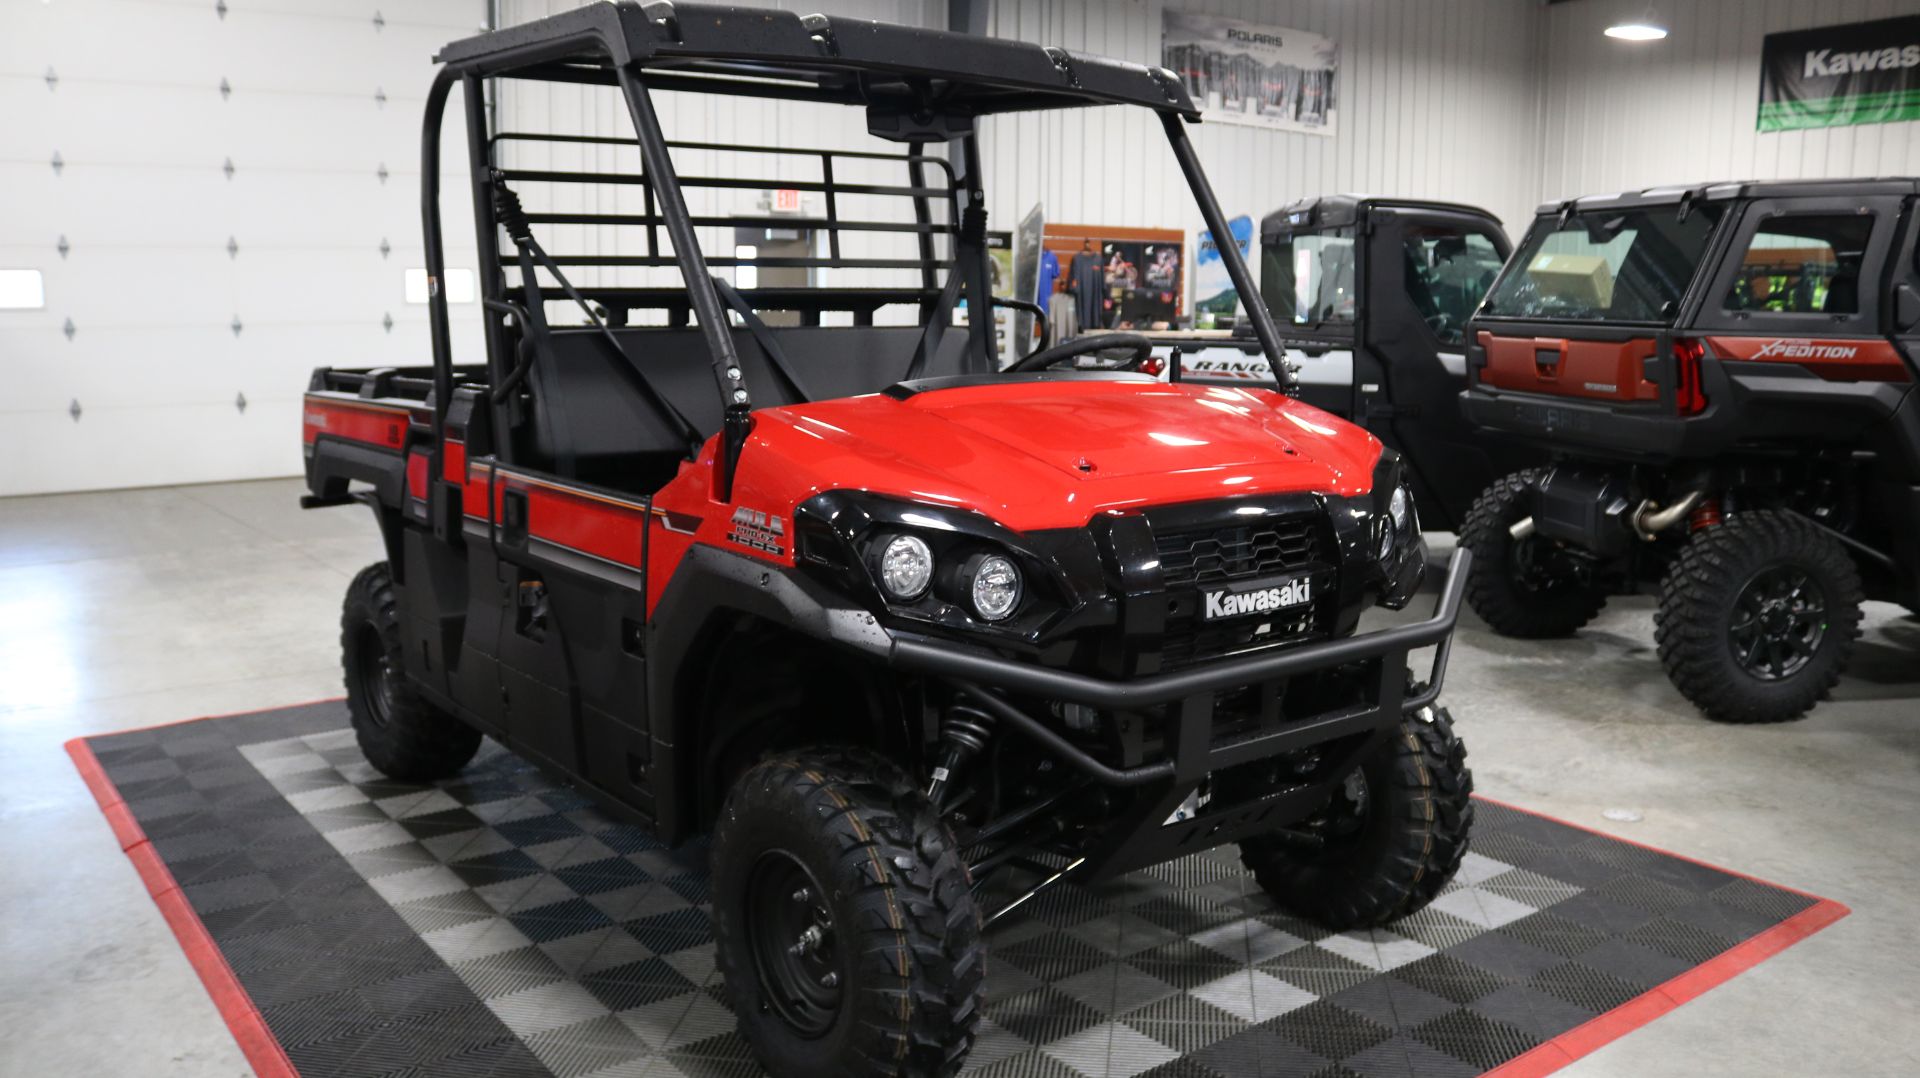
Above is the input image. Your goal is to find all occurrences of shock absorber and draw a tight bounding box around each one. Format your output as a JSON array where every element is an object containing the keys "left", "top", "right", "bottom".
[
  {"left": 1688, "top": 497, "right": 1723, "bottom": 532},
  {"left": 926, "top": 699, "right": 996, "bottom": 808}
]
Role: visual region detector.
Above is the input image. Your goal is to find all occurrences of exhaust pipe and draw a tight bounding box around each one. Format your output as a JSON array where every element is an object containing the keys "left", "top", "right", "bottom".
[
  {"left": 1508, "top": 517, "right": 1536, "bottom": 540},
  {"left": 1632, "top": 490, "right": 1705, "bottom": 541}
]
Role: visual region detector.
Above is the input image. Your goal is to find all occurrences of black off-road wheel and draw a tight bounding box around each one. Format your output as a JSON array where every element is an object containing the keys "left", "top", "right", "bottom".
[
  {"left": 1460, "top": 469, "right": 1609, "bottom": 638},
  {"left": 1240, "top": 701, "right": 1474, "bottom": 930},
  {"left": 1655, "top": 511, "right": 1863, "bottom": 724},
  {"left": 711, "top": 749, "right": 984, "bottom": 1078},
  {"left": 341, "top": 562, "right": 482, "bottom": 781}
]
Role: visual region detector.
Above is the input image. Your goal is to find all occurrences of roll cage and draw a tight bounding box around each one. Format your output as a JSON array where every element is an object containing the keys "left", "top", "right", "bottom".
[{"left": 417, "top": 0, "right": 1297, "bottom": 499}]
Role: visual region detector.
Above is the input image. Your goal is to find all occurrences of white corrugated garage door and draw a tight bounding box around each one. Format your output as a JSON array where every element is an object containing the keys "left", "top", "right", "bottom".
[{"left": 1, "top": 0, "right": 485, "bottom": 497}]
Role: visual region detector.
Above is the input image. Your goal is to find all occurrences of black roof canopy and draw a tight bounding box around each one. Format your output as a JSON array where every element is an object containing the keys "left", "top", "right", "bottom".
[
  {"left": 1532, "top": 177, "right": 1920, "bottom": 216},
  {"left": 1261, "top": 195, "right": 1503, "bottom": 238},
  {"left": 437, "top": 1, "right": 1199, "bottom": 119}
]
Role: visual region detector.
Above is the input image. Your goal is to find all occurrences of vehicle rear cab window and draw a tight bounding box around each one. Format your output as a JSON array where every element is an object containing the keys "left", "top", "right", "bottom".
[
  {"left": 1722, "top": 214, "right": 1873, "bottom": 314},
  {"left": 1403, "top": 227, "right": 1503, "bottom": 346},
  {"left": 1694, "top": 196, "right": 1900, "bottom": 337},
  {"left": 1264, "top": 226, "right": 1357, "bottom": 326},
  {"left": 1484, "top": 205, "right": 1723, "bottom": 324}
]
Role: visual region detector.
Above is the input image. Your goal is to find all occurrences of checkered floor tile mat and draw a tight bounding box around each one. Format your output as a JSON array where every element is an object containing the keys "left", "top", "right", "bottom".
[{"left": 73, "top": 703, "right": 1844, "bottom": 1078}]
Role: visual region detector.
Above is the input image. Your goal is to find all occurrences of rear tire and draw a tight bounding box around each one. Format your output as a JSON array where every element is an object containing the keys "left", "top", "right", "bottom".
[
  {"left": 1460, "top": 469, "right": 1609, "bottom": 638},
  {"left": 1655, "top": 512, "right": 1862, "bottom": 724},
  {"left": 342, "top": 562, "right": 482, "bottom": 781},
  {"left": 1240, "top": 701, "right": 1474, "bottom": 930},
  {"left": 711, "top": 748, "right": 984, "bottom": 1078}
]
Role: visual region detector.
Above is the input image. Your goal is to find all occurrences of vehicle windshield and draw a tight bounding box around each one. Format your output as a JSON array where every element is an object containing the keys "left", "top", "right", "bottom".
[
  {"left": 1484, "top": 205, "right": 1723, "bottom": 323},
  {"left": 1262, "top": 227, "right": 1357, "bottom": 326}
]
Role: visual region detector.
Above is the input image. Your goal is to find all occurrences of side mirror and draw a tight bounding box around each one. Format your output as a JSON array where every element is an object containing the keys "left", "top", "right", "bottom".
[{"left": 1895, "top": 282, "right": 1920, "bottom": 333}]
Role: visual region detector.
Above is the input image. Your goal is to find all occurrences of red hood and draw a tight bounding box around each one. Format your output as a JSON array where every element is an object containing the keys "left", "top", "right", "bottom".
[{"left": 730, "top": 379, "right": 1381, "bottom": 533}]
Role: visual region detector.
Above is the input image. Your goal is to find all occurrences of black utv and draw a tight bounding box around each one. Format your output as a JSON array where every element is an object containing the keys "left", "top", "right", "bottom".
[
  {"left": 1459, "top": 178, "right": 1920, "bottom": 723},
  {"left": 1144, "top": 195, "right": 1541, "bottom": 532}
]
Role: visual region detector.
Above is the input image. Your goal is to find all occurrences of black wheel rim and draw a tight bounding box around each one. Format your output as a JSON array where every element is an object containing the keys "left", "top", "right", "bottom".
[
  {"left": 354, "top": 624, "right": 396, "bottom": 728},
  {"left": 1510, "top": 533, "right": 1574, "bottom": 594},
  {"left": 1729, "top": 566, "right": 1827, "bottom": 681},
  {"left": 745, "top": 851, "right": 842, "bottom": 1037}
]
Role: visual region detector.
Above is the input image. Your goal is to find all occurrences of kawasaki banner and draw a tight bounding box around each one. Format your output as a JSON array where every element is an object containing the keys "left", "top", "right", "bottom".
[{"left": 1758, "top": 15, "right": 1920, "bottom": 132}]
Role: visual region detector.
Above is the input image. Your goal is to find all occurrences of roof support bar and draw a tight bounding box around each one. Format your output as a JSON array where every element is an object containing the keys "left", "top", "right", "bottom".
[
  {"left": 1159, "top": 110, "right": 1299, "bottom": 393},
  {"left": 615, "top": 64, "right": 752, "bottom": 495}
]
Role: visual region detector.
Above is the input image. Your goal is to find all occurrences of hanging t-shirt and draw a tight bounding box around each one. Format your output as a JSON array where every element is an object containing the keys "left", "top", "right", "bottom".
[{"left": 1036, "top": 249, "right": 1059, "bottom": 307}]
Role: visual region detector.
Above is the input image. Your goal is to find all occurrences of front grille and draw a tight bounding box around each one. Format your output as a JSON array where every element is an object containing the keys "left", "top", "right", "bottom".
[
  {"left": 1160, "top": 610, "right": 1321, "bottom": 668},
  {"left": 1154, "top": 517, "right": 1329, "bottom": 589}
]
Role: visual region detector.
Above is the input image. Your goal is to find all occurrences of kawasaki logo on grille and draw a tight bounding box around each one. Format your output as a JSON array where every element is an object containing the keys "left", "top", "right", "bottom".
[{"left": 1203, "top": 576, "right": 1312, "bottom": 620}]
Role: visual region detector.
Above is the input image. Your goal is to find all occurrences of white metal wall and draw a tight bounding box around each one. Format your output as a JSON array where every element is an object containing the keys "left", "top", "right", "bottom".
[
  {"left": 979, "top": 0, "right": 1550, "bottom": 243},
  {"left": 0, "top": 0, "right": 486, "bottom": 497},
  {"left": 1537, "top": 0, "right": 1920, "bottom": 207}
]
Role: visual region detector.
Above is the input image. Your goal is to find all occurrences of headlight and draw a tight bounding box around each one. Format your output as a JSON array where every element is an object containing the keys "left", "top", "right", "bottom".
[
  {"left": 878, "top": 534, "right": 933, "bottom": 600},
  {"left": 1389, "top": 483, "right": 1414, "bottom": 534},
  {"left": 968, "top": 554, "right": 1023, "bottom": 621}
]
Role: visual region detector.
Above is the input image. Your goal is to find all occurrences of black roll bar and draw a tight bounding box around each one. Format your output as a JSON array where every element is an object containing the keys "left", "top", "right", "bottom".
[
  {"left": 615, "top": 65, "right": 753, "bottom": 495},
  {"left": 1159, "top": 111, "right": 1298, "bottom": 393}
]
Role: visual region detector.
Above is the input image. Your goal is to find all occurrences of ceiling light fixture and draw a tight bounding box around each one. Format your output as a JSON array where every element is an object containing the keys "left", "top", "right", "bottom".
[{"left": 1604, "top": 22, "right": 1668, "bottom": 41}]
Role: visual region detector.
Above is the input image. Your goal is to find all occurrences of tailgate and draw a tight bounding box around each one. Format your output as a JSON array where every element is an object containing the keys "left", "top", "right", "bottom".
[{"left": 1474, "top": 330, "right": 1659, "bottom": 403}]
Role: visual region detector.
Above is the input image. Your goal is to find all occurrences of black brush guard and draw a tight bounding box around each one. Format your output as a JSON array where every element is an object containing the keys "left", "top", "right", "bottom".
[{"left": 889, "top": 549, "right": 1470, "bottom": 883}]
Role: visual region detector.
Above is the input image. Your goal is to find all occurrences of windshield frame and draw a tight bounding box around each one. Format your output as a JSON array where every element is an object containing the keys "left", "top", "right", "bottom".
[{"left": 1478, "top": 202, "right": 1731, "bottom": 328}]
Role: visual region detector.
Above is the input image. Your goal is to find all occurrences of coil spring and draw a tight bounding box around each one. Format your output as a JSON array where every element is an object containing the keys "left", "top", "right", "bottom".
[
  {"left": 1688, "top": 498, "right": 1723, "bottom": 532},
  {"left": 941, "top": 702, "right": 996, "bottom": 756}
]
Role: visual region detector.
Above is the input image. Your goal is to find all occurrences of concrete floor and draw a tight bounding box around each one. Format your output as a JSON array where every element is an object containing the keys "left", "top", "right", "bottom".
[{"left": 1, "top": 477, "right": 1916, "bottom": 1076}]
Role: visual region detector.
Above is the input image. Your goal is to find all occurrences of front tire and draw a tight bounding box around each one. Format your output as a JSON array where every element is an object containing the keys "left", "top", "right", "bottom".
[
  {"left": 1460, "top": 469, "right": 1609, "bottom": 638},
  {"left": 1655, "top": 511, "right": 1863, "bottom": 723},
  {"left": 1240, "top": 702, "right": 1474, "bottom": 930},
  {"left": 711, "top": 749, "right": 984, "bottom": 1078},
  {"left": 341, "top": 562, "right": 482, "bottom": 781}
]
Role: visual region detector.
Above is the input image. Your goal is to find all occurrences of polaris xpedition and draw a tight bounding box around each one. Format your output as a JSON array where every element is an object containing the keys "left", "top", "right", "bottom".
[
  {"left": 300, "top": 6, "right": 1475, "bottom": 1075},
  {"left": 1459, "top": 178, "right": 1920, "bottom": 724}
]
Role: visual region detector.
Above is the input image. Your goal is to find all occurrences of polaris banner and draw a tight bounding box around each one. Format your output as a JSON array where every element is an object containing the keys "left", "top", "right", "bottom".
[
  {"left": 1758, "top": 15, "right": 1920, "bottom": 131},
  {"left": 1163, "top": 12, "right": 1337, "bottom": 136}
]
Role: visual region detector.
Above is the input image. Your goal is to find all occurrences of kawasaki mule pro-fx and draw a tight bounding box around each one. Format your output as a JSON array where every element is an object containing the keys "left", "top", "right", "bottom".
[{"left": 300, "top": 5, "right": 1474, "bottom": 1075}]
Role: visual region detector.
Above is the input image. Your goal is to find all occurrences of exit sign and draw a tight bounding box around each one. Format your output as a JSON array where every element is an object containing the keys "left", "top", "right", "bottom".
[{"left": 770, "top": 188, "right": 803, "bottom": 214}]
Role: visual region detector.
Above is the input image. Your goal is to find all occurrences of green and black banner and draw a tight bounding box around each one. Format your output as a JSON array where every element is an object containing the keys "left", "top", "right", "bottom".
[{"left": 1758, "top": 15, "right": 1920, "bottom": 132}]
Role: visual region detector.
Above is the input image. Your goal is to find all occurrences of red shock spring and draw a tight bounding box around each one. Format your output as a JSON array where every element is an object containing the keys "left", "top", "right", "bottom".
[{"left": 1688, "top": 498, "right": 1723, "bottom": 532}]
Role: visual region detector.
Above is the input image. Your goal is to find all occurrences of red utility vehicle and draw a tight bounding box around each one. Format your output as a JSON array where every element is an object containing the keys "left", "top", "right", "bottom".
[
  {"left": 301, "top": 5, "right": 1474, "bottom": 1075},
  {"left": 1460, "top": 178, "right": 1920, "bottom": 723}
]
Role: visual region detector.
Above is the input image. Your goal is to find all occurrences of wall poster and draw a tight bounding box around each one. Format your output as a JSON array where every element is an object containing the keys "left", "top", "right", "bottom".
[
  {"left": 1759, "top": 15, "right": 1920, "bottom": 131},
  {"left": 1162, "top": 12, "right": 1338, "bottom": 136}
]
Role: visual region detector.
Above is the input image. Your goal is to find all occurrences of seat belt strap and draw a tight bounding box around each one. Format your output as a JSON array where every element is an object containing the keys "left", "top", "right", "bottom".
[
  {"left": 710, "top": 278, "right": 814, "bottom": 404},
  {"left": 491, "top": 174, "right": 703, "bottom": 457},
  {"left": 903, "top": 269, "right": 966, "bottom": 382}
]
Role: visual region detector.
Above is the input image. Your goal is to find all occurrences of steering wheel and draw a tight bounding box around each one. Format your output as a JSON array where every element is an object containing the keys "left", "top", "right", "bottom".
[{"left": 1007, "top": 333, "right": 1156, "bottom": 373}]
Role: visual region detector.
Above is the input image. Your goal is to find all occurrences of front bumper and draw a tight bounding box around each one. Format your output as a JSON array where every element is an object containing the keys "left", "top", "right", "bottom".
[{"left": 890, "top": 549, "right": 1468, "bottom": 877}]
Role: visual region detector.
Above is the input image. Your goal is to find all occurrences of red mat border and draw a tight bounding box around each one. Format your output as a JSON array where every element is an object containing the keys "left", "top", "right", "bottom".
[{"left": 68, "top": 707, "right": 1849, "bottom": 1078}]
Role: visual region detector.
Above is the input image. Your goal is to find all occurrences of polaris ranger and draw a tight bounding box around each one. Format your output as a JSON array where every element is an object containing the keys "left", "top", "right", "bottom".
[
  {"left": 301, "top": 6, "right": 1474, "bottom": 1075},
  {"left": 1459, "top": 178, "right": 1920, "bottom": 724},
  {"left": 1139, "top": 195, "right": 1539, "bottom": 532}
]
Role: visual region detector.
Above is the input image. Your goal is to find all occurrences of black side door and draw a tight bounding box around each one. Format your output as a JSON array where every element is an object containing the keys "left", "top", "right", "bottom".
[
  {"left": 1358, "top": 205, "right": 1532, "bottom": 532},
  {"left": 1256, "top": 223, "right": 1360, "bottom": 417}
]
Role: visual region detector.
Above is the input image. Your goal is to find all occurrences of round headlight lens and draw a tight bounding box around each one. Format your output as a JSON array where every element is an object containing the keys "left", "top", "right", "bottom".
[
  {"left": 878, "top": 534, "right": 933, "bottom": 600},
  {"left": 1388, "top": 483, "right": 1414, "bottom": 534},
  {"left": 969, "top": 554, "right": 1022, "bottom": 621}
]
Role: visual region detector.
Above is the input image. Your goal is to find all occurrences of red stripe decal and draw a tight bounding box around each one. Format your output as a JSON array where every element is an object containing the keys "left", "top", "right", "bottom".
[
  {"left": 302, "top": 397, "right": 410, "bottom": 449},
  {"left": 1476, "top": 794, "right": 1849, "bottom": 1077},
  {"left": 65, "top": 737, "right": 300, "bottom": 1078}
]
